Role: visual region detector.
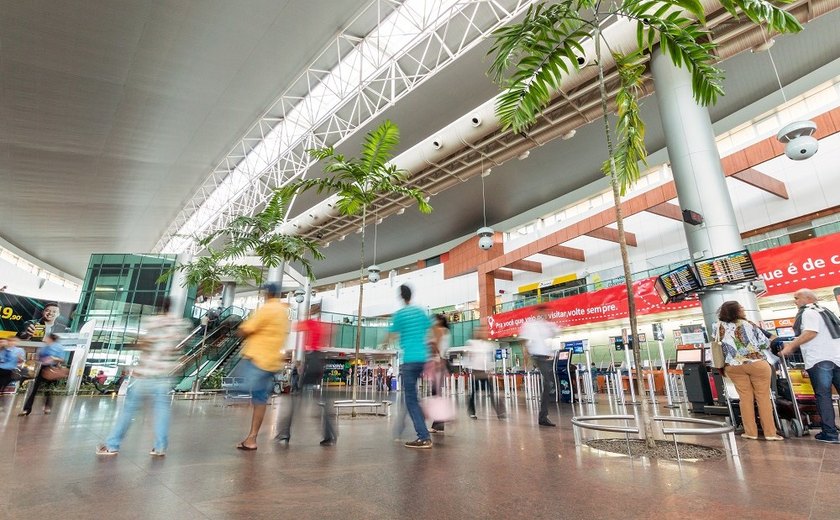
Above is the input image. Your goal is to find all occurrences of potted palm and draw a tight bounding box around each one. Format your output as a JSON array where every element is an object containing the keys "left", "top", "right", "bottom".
[
  {"left": 488, "top": 0, "right": 800, "bottom": 445},
  {"left": 280, "top": 120, "right": 432, "bottom": 406}
]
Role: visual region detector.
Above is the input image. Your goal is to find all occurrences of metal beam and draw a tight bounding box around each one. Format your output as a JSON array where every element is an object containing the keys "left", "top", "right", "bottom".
[
  {"left": 731, "top": 168, "right": 789, "bottom": 199},
  {"left": 540, "top": 244, "right": 585, "bottom": 262},
  {"left": 155, "top": 0, "right": 541, "bottom": 254},
  {"left": 492, "top": 269, "right": 514, "bottom": 281},
  {"left": 646, "top": 202, "right": 683, "bottom": 221},
  {"left": 506, "top": 259, "right": 542, "bottom": 273},
  {"left": 585, "top": 227, "right": 637, "bottom": 247}
]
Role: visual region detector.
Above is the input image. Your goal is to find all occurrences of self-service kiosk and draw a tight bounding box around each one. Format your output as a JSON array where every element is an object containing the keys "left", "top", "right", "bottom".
[{"left": 677, "top": 348, "right": 713, "bottom": 413}]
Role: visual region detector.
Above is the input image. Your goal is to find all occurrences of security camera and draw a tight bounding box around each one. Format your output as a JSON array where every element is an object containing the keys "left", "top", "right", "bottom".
[
  {"left": 777, "top": 120, "right": 818, "bottom": 160},
  {"left": 294, "top": 289, "right": 305, "bottom": 304},
  {"left": 476, "top": 226, "right": 494, "bottom": 250},
  {"left": 367, "top": 265, "right": 381, "bottom": 283}
]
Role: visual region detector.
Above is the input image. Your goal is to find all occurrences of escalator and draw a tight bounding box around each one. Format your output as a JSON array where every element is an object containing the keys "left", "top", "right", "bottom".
[{"left": 171, "top": 307, "right": 249, "bottom": 391}]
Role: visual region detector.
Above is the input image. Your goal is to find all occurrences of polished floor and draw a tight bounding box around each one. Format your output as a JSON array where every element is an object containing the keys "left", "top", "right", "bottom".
[{"left": 0, "top": 389, "right": 837, "bottom": 520}]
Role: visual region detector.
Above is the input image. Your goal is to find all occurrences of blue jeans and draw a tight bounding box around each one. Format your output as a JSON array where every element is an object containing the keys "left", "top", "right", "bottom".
[
  {"left": 401, "top": 362, "right": 429, "bottom": 441},
  {"left": 105, "top": 378, "right": 172, "bottom": 452},
  {"left": 806, "top": 361, "right": 840, "bottom": 438}
]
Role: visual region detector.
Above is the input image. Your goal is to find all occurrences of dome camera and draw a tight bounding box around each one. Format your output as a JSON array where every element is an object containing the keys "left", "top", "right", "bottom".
[
  {"left": 777, "top": 120, "right": 818, "bottom": 161},
  {"left": 476, "top": 226, "right": 494, "bottom": 250},
  {"left": 367, "top": 264, "right": 381, "bottom": 283},
  {"left": 786, "top": 135, "right": 818, "bottom": 160},
  {"left": 294, "top": 289, "right": 305, "bottom": 304}
]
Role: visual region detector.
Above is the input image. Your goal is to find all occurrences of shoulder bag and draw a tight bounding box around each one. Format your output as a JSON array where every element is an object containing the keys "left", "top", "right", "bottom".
[
  {"left": 41, "top": 364, "right": 70, "bottom": 381},
  {"left": 710, "top": 323, "right": 726, "bottom": 370}
]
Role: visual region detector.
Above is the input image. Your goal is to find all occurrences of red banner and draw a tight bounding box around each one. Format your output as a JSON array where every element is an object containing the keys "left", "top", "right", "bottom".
[{"left": 488, "top": 232, "right": 840, "bottom": 338}]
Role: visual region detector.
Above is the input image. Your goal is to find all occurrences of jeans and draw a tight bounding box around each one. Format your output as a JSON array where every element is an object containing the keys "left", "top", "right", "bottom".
[
  {"left": 401, "top": 362, "right": 429, "bottom": 441},
  {"left": 534, "top": 357, "right": 555, "bottom": 421},
  {"left": 806, "top": 360, "right": 840, "bottom": 438},
  {"left": 276, "top": 386, "right": 336, "bottom": 442},
  {"left": 105, "top": 378, "right": 173, "bottom": 452}
]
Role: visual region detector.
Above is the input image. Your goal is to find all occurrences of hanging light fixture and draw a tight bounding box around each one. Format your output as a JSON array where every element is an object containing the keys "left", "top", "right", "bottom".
[
  {"left": 762, "top": 31, "right": 819, "bottom": 160},
  {"left": 367, "top": 211, "right": 381, "bottom": 283},
  {"left": 476, "top": 159, "right": 494, "bottom": 250}
]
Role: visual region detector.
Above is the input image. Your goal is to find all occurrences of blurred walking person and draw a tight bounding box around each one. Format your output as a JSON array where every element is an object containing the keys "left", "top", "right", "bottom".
[
  {"left": 236, "top": 283, "right": 290, "bottom": 451},
  {"left": 387, "top": 285, "right": 432, "bottom": 449},
  {"left": 520, "top": 305, "right": 559, "bottom": 427},
  {"left": 429, "top": 313, "right": 452, "bottom": 433},
  {"left": 19, "top": 333, "right": 66, "bottom": 416},
  {"left": 466, "top": 325, "right": 505, "bottom": 420},
  {"left": 0, "top": 338, "right": 25, "bottom": 396},
  {"left": 97, "top": 298, "right": 189, "bottom": 456},
  {"left": 276, "top": 316, "right": 336, "bottom": 446}
]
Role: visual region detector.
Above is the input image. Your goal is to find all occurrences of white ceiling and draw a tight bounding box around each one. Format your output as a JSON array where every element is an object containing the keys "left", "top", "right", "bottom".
[
  {"left": 2, "top": 1, "right": 840, "bottom": 283},
  {"left": 0, "top": 0, "right": 372, "bottom": 277}
]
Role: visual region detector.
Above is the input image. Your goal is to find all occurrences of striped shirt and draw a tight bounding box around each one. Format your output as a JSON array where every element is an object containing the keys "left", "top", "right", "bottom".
[
  {"left": 390, "top": 305, "right": 431, "bottom": 363},
  {"left": 135, "top": 314, "right": 191, "bottom": 378}
]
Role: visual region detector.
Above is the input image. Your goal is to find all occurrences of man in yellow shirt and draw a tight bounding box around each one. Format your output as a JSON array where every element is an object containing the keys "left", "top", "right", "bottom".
[{"left": 236, "top": 283, "right": 290, "bottom": 451}]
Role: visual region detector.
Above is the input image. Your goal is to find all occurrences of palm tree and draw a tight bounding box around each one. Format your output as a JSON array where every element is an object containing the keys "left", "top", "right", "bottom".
[
  {"left": 488, "top": 0, "right": 800, "bottom": 445},
  {"left": 280, "top": 120, "right": 432, "bottom": 405},
  {"left": 208, "top": 191, "right": 324, "bottom": 281}
]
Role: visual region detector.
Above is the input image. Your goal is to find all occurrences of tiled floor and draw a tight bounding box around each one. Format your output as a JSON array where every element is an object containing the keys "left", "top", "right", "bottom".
[{"left": 0, "top": 390, "right": 837, "bottom": 519}]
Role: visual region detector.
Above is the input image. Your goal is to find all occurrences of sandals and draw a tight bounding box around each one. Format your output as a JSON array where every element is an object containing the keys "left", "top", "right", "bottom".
[{"left": 236, "top": 442, "right": 257, "bottom": 451}]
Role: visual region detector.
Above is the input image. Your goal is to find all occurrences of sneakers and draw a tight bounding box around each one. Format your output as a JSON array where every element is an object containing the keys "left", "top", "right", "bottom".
[
  {"left": 815, "top": 433, "right": 840, "bottom": 444},
  {"left": 96, "top": 445, "right": 118, "bottom": 456},
  {"left": 319, "top": 439, "right": 336, "bottom": 446},
  {"left": 150, "top": 449, "right": 166, "bottom": 457},
  {"left": 404, "top": 438, "right": 432, "bottom": 449},
  {"left": 468, "top": 414, "right": 477, "bottom": 419}
]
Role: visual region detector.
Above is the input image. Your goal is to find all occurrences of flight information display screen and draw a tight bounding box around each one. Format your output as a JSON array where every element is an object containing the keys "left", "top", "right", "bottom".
[
  {"left": 654, "top": 264, "right": 701, "bottom": 303},
  {"left": 694, "top": 250, "right": 758, "bottom": 287}
]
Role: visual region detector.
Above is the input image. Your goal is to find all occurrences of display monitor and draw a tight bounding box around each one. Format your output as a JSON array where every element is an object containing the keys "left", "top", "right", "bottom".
[
  {"left": 775, "top": 326, "right": 795, "bottom": 339},
  {"left": 654, "top": 263, "right": 702, "bottom": 303},
  {"left": 694, "top": 249, "right": 758, "bottom": 287},
  {"left": 676, "top": 348, "right": 704, "bottom": 363}
]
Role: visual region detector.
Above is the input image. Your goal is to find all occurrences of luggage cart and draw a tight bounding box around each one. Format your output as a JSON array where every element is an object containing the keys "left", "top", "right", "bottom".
[{"left": 772, "top": 344, "right": 812, "bottom": 437}]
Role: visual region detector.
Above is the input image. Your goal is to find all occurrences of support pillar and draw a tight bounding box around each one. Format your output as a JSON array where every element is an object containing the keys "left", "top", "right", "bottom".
[
  {"left": 221, "top": 282, "right": 236, "bottom": 308},
  {"left": 477, "top": 270, "right": 496, "bottom": 326},
  {"left": 169, "top": 252, "right": 192, "bottom": 318},
  {"left": 295, "top": 279, "right": 312, "bottom": 363},
  {"left": 651, "top": 52, "right": 759, "bottom": 327},
  {"left": 266, "top": 262, "right": 285, "bottom": 293}
]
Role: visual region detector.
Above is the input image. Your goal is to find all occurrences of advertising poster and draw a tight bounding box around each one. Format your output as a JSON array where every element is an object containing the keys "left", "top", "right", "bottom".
[{"left": 0, "top": 293, "right": 77, "bottom": 342}]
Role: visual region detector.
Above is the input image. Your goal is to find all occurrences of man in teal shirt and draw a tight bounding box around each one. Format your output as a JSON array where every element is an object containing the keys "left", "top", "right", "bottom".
[{"left": 388, "top": 285, "right": 432, "bottom": 448}]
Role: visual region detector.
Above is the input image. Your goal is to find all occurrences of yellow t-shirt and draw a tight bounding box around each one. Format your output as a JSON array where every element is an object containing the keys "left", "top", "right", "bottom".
[{"left": 239, "top": 298, "right": 290, "bottom": 372}]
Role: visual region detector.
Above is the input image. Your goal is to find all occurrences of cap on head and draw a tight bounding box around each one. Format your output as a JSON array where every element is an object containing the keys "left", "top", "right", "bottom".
[{"left": 262, "top": 283, "right": 280, "bottom": 297}]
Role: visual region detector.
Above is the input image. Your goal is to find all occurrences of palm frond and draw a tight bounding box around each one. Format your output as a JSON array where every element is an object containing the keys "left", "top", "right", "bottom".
[
  {"left": 722, "top": 0, "right": 803, "bottom": 33},
  {"left": 622, "top": 3, "right": 724, "bottom": 106},
  {"left": 487, "top": 2, "right": 591, "bottom": 132},
  {"left": 361, "top": 119, "right": 400, "bottom": 172},
  {"left": 603, "top": 51, "right": 648, "bottom": 195}
]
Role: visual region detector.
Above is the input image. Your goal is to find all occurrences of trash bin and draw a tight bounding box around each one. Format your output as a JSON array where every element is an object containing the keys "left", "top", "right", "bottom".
[{"left": 391, "top": 377, "right": 398, "bottom": 391}]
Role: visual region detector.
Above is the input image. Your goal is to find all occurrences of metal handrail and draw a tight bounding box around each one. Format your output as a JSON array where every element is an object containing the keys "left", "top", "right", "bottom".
[
  {"left": 570, "top": 414, "right": 639, "bottom": 434},
  {"left": 653, "top": 416, "right": 734, "bottom": 435}
]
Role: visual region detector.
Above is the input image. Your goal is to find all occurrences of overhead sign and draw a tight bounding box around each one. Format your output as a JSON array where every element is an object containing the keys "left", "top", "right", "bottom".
[
  {"left": 655, "top": 264, "right": 701, "bottom": 302},
  {"left": 695, "top": 249, "right": 758, "bottom": 287},
  {"left": 495, "top": 349, "right": 508, "bottom": 360}
]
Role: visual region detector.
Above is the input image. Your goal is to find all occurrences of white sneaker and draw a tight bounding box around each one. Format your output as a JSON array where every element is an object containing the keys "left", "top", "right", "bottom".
[{"left": 150, "top": 449, "right": 166, "bottom": 457}]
